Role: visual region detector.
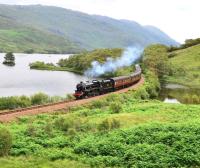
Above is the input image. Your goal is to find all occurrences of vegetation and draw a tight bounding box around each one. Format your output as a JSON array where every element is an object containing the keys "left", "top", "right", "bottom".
[
  {"left": 143, "top": 41, "right": 200, "bottom": 88},
  {"left": 0, "top": 128, "right": 12, "bottom": 156},
  {"left": 29, "top": 61, "right": 82, "bottom": 74},
  {"left": 0, "top": 93, "right": 74, "bottom": 111},
  {"left": 58, "top": 48, "right": 123, "bottom": 74},
  {"left": 168, "top": 38, "right": 200, "bottom": 52},
  {"left": 30, "top": 48, "right": 133, "bottom": 76},
  {"left": 167, "top": 44, "right": 200, "bottom": 88},
  {"left": 0, "top": 4, "right": 177, "bottom": 53},
  {"left": 30, "top": 48, "right": 139, "bottom": 77},
  {"left": 3, "top": 52, "right": 15, "bottom": 66},
  {"left": 143, "top": 44, "right": 170, "bottom": 83},
  {"left": 0, "top": 41, "right": 200, "bottom": 167},
  {"left": 0, "top": 88, "right": 200, "bottom": 167},
  {"left": 0, "top": 27, "right": 81, "bottom": 54}
]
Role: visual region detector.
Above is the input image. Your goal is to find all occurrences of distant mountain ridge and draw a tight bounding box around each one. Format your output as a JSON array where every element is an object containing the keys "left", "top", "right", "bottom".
[{"left": 0, "top": 4, "right": 178, "bottom": 53}]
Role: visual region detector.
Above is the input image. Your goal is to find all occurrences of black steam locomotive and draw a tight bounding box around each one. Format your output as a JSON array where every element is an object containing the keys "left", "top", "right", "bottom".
[{"left": 74, "top": 64, "right": 142, "bottom": 99}]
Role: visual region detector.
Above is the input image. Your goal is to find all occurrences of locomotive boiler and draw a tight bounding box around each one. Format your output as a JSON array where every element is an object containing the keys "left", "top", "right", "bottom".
[{"left": 74, "top": 64, "right": 142, "bottom": 99}]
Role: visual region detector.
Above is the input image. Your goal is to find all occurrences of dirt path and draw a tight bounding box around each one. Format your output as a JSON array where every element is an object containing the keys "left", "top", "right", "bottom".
[{"left": 0, "top": 77, "right": 144, "bottom": 122}]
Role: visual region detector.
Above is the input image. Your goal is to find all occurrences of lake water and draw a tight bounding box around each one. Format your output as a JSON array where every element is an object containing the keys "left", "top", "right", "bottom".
[
  {"left": 0, "top": 53, "right": 89, "bottom": 97},
  {"left": 159, "top": 84, "right": 200, "bottom": 104}
]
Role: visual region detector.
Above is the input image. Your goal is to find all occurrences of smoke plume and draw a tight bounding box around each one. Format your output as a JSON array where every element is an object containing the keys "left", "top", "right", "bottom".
[{"left": 84, "top": 47, "right": 143, "bottom": 77}]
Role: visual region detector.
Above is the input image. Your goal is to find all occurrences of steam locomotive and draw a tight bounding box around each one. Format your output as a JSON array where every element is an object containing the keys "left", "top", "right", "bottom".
[{"left": 74, "top": 64, "right": 142, "bottom": 99}]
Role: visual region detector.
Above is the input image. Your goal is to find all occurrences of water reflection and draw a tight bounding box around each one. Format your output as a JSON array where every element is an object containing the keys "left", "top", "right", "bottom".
[{"left": 159, "top": 84, "right": 200, "bottom": 104}]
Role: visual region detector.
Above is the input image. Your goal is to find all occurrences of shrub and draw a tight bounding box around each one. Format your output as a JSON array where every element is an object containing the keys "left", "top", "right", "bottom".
[
  {"left": 192, "top": 95, "right": 199, "bottom": 104},
  {"left": 31, "top": 93, "right": 49, "bottom": 105},
  {"left": 26, "top": 125, "right": 37, "bottom": 137},
  {"left": 0, "top": 128, "right": 12, "bottom": 156},
  {"left": 110, "top": 119, "right": 120, "bottom": 130},
  {"left": 0, "top": 94, "right": 65, "bottom": 110},
  {"left": 91, "top": 100, "right": 106, "bottom": 109},
  {"left": 106, "top": 94, "right": 118, "bottom": 102},
  {"left": 44, "top": 123, "right": 53, "bottom": 137},
  {"left": 98, "top": 119, "right": 110, "bottom": 132},
  {"left": 18, "top": 96, "right": 32, "bottom": 107},
  {"left": 183, "top": 94, "right": 191, "bottom": 104},
  {"left": 98, "top": 119, "right": 120, "bottom": 132},
  {"left": 110, "top": 102, "right": 122, "bottom": 113},
  {"left": 68, "top": 128, "right": 77, "bottom": 137},
  {"left": 133, "top": 87, "right": 149, "bottom": 100},
  {"left": 49, "top": 96, "right": 63, "bottom": 103},
  {"left": 54, "top": 117, "right": 74, "bottom": 132}
]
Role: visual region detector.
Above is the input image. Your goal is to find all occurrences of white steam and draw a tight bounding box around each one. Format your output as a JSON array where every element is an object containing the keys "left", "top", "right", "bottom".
[{"left": 84, "top": 47, "right": 143, "bottom": 77}]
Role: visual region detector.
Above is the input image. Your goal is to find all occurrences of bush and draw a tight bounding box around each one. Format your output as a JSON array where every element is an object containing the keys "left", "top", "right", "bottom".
[
  {"left": 0, "top": 96, "right": 32, "bottom": 110},
  {"left": 91, "top": 99, "right": 108, "bottom": 109},
  {"left": 192, "top": 95, "right": 199, "bottom": 104},
  {"left": 110, "top": 102, "right": 122, "bottom": 113},
  {"left": 44, "top": 123, "right": 53, "bottom": 137},
  {"left": 54, "top": 117, "right": 77, "bottom": 132},
  {"left": 133, "top": 87, "right": 149, "bottom": 100},
  {"left": 98, "top": 119, "right": 121, "bottom": 132},
  {"left": 68, "top": 128, "right": 77, "bottom": 137},
  {"left": 49, "top": 96, "right": 63, "bottom": 103},
  {"left": 0, "top": 128, "right": 12, "bottom": 156},
  {"left": 98, "top": 119, "right": 110, "bottom": 132},
  {"left": 0, "top": 93, "right": 66, "bottom": 110},
  {"left": 182, "top": 94, "right": 190, "bottom": 104},
  {"left": 26, "top": 125, "right": 37, "bottom": 137},
  {"left": 31, "top": 93, "right": 49, "bottom": 105},
  {"left": 110, "top": 119, "right": 120, "bottom": 130}
]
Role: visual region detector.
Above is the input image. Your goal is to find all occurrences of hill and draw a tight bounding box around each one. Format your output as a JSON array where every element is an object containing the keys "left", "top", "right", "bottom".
[
  {"left": 0, "top": 4, "right": 178, "bottom": 53},
  {"left": 142, "top": 41, "right": 200, "bottom": 88},
  {"left": 0, "top": 15, "right": 81, "bottom": 54},
  {"left": 167, "top": 44, "right": 200, "bottom": 88}
]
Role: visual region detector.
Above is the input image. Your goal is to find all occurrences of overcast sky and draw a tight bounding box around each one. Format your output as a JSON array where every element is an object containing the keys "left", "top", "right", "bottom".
[{"left": 0, "top": 0, "right": 199, "bottom": 43}]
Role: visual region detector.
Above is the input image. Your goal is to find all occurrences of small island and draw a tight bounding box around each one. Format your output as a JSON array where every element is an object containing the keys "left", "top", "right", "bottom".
[
  {"left": 29, "top": 48, "right": 134, "bottom": 77},
  {"left": 3, "top": 52, "right": 15, "bottom": 66}
]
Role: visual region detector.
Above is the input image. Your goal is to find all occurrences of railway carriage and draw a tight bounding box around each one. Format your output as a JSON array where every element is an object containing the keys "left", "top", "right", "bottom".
[{"left": 74, "top": 64, "right": 142, "bottom": 99}]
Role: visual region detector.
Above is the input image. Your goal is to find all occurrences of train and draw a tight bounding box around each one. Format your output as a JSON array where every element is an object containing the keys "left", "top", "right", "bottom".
[{"left": 73, "top": 64, "right": 142, "bottom": 99}]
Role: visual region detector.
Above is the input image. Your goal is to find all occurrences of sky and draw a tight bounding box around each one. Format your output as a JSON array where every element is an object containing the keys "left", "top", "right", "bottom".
[{"left": 0, "top": 0, "right": 200, "bottom": 43}]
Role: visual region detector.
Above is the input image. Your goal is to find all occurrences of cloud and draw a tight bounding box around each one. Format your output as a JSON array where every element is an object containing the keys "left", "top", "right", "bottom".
[{"left": 0, "top": 0, "right": 199, "bottom": 42}]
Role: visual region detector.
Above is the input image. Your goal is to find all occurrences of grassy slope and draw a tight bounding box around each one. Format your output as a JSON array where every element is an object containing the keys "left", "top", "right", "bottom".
[
  {"left": 0, "top": 157, "right": 88, "bottom": 168},
  {"left": 167, "top": 44, "right": 200, "bottom": 87},
  {"left": 1, "top": 91, "right": 200, "bottom": 167},
  {"left": 0, "top": 16, "right": 81, "bottom": 53}
]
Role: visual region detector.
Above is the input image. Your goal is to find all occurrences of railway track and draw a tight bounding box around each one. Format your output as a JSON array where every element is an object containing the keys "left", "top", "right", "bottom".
[{"left": 0, "top": 77, "right": 144, "bottom": 122}]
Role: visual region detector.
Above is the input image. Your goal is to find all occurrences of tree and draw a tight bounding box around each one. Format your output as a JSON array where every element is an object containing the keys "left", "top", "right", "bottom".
[
  {"left": 143, "top": 44, "right": 170, "bottom": 83},
  {"left": 3, "top": 52, "right": 15, "bottom": 66}
]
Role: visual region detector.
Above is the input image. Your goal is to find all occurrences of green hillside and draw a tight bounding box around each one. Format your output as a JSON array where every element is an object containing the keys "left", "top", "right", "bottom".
[
  {"left": 0, "top": 15, "right": 81, "bottom": 54},
  {"left": 142, "top": 41, "right": 200, "bottom": 88},
  {"left": 1, "top": 92, "right": 200, "bottom": 167},
  {"left": 0, "top": 4, "right": 178, "bottom": 53},
  {"left": 167, "top": 44, "right": 200, "bottom": 88}
]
